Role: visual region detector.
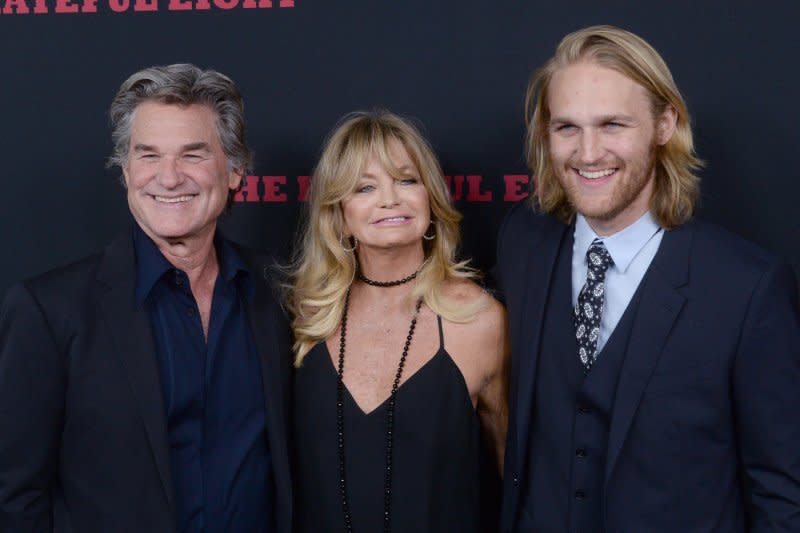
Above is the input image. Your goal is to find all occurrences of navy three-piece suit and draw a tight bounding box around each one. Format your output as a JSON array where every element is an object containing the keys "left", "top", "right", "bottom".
[{"left": 496, "top": 203, "right": 800, "bottom": 532}]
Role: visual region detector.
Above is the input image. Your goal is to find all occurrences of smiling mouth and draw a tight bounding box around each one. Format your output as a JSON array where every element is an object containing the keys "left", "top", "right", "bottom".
[
  {"left": 151, "top": 195, "right": 195, "bottom": 204},
  {"left": 373, "top": 216, "right": 412, "bottom": 224},
  {"left": 575, "top": 168, "right": 617, "bottom": 179}
]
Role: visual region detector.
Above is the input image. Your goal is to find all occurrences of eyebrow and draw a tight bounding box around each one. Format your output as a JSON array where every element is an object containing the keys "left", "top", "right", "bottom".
[
  {"left": 182, "top": 142, "right": 211, "bottom": 152},
  {"left": 361, "top": 165, "right": 417, "bottom": 179},
  {"left": 131, "top": 142, "right": 212, "bottom": 153},
  {"left": 595, "top": 114, "right": 636, "bottom": 123},
  {"left": 549, "top": 114, "right": 636, "bottom": 125},
  {"left": 132, "top": 143, "right": 157, "bottom": 153}
]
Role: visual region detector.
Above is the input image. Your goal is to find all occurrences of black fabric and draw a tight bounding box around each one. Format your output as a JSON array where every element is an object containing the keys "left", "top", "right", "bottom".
[
  {"left": 293, "top": 316, "right": 484, "bottom": 532},
  {"left": 0, "top": 230, "right": 293, "bottom": 533}
]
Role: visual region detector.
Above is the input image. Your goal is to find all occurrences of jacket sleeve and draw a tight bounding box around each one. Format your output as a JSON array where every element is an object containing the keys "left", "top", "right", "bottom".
[
  {"left": 491, "top": 202, "right": 523, "bottom": 305},
  {"left": 732, "top": 263, "right": 800, "bottom": 532},
  {"left": 0, "top": 282, "right": 65, "bottom": 532}
]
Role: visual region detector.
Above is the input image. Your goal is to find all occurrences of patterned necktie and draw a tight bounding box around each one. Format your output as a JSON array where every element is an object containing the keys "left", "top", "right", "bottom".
[{"left": 573, "top": 238, "right": 614, "bottom": 373}]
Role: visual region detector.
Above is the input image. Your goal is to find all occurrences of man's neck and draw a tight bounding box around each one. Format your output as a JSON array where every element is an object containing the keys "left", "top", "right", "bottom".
[
  {"left": 148, "top": 227, "right": 220, "bottom": 291},
  {"left": 153, "top": 228, "right": 221, "bottom": 340}
]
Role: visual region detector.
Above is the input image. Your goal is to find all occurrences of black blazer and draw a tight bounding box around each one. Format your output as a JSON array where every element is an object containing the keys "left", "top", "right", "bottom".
[
  {"left": 0, "top": 230, "right": 292, "bottom": 533},
  {"left": 496, "top": 203, "right": 800, "bottom": 532}
]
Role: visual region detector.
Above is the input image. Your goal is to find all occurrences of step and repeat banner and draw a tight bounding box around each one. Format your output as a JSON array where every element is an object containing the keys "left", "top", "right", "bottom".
[{"left": 1, "top": 1, "right": 798, "bottom": 295}]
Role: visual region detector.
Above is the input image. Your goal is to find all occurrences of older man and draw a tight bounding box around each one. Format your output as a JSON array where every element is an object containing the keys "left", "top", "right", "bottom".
[
  {"left": 0, "top": 64, "right": 291, "bottom": 533},
  {"left": 496, "top": 26, "right": 800, "bottom": 532}
]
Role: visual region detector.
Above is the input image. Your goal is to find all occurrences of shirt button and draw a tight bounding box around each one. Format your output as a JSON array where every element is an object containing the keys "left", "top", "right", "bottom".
[
  {"left": 575, "top": 448, "right": 587, "bottom": 458},
  {"left": 574, "top": 490, "right": 586, "bottom": 500}
]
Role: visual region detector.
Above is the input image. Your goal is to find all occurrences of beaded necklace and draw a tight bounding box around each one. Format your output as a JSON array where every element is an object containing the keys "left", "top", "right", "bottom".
[{"left": 336, "top": 286, "right": 423, "bottom": 532}]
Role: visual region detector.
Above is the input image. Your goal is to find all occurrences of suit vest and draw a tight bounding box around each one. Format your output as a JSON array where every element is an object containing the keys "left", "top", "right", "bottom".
[{"left": 518, "top": 230, "right": 643, "bottom": 533}]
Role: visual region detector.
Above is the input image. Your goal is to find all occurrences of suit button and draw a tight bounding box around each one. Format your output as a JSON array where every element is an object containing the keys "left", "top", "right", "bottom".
[
  {"left": 512, "top": 475, "right": 519, "bottom": 487},
  {"left": 578, "top": 406, "right": 590, "bottom": 414},
  {"left": 574, "top": 490, "right": 586, "bottom": 500},
  {"left": 575, "top": 448, "right": 586, "bottom": 458}
]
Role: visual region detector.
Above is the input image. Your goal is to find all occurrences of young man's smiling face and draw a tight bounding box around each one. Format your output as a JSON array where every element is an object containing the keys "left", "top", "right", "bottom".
[{"left": 547, "top": 61, "right": 675, "bottom": 235}]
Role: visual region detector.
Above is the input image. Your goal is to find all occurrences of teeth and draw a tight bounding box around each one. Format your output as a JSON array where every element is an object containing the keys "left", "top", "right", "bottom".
[
  {"left": 382, "top": 217, "right": 406, "bottom": 223},
  {"left": 577, "top": 168, "right": 616, "bottom": 179},
  {"left": 154, "top": 195, "right": 193, "bottom": 203}
]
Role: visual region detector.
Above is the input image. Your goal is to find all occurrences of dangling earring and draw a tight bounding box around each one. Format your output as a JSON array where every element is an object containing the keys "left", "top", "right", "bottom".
[
  {"left": 423, "top": 221, "right": 436, "bottom": 241},
  {"left": 340, "top": 233, "right": 358, "bottom": 252}
]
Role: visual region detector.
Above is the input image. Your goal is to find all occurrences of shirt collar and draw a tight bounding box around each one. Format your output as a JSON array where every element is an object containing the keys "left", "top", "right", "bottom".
[
  {"left": 217, "top": 234, "right": 255, "bottom": 300},
  {"left": 574, "top": 212, "right": 662, "bottom": 274},
  {"left": 133, "top": 225, "right": 174, "bottom": 304},
  {"left": 132, "top": 224, "right": 254, "bottom": 304}
]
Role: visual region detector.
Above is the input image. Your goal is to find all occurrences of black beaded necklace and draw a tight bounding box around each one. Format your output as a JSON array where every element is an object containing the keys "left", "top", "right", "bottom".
[
  {"left": 356, "top": 267, "right": 420, "bottom": 287},
  {"left": 337, "top": 286, "right": 423, "bottom": 533}
]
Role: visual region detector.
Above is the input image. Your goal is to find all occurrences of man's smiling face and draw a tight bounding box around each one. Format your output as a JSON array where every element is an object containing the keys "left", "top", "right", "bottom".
[
  {"left": 547, "top": 60, "right": 674, "bottom": 235},
  {"left": 122, "top": 101, "right": 239, "bottom": 246}
]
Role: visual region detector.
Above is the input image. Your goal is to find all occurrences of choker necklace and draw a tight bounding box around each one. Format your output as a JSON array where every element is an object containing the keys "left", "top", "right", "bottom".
[
  {"left": 356, "top": 264, "right": 423, "bottom": 287},
  {"left": 337, "top": 287, "right": 423, "bottom": 533}
]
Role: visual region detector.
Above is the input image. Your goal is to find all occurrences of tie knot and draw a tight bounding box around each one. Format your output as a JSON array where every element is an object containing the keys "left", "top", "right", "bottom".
[{"left": 586, "top": 239, "right": 613, "bottom": 274}]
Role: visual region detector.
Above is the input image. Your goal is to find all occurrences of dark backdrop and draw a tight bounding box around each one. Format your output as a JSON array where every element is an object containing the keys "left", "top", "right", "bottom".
[{"left": 1, "top": 0, "right": 798, "bottom": 297}]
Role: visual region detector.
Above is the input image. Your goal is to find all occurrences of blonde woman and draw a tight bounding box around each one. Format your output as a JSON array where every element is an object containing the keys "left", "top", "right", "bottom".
[{"left": 287, "top": 110, "right": 507, "bottom": 532}]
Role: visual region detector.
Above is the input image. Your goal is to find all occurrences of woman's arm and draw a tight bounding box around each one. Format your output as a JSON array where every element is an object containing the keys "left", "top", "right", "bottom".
[{"left": 476, "top": 299, "right": 510, "bottom": 473}]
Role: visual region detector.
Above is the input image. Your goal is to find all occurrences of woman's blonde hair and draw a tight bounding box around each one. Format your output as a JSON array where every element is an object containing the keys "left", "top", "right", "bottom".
[
  {"left": 286, "top": 110, "right": 479, "bottom": 365},
  {"left": 525, "top": 25, "right": 703, "bottom": 228}
]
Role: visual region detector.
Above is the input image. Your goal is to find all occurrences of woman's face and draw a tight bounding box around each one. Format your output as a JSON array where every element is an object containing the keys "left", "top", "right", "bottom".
[{"left": 341, "top": 139, "right": 431, "bottom": 254}]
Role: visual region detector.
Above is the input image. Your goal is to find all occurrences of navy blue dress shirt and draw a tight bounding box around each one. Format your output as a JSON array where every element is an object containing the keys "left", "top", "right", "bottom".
[{"left": 133, "top": 225, "right": 274, "bottom": 533}]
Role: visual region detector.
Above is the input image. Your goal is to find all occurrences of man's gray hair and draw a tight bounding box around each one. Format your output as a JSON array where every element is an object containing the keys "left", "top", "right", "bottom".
[{"left": 107, "top": 63, "right": 253, "bottom": 179}]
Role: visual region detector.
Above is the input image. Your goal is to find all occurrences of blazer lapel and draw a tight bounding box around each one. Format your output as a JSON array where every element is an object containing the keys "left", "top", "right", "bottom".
[
  {"left": 513, "top": 216, "right": 568, "bottom": 470},
  {"left": 246, "top": 267, "right": 292, "bottom": 522},
  {"left": 604, "top": 223, "right": 692, "bottom": 483},
  {"left": 95, "top": 231, "right": 175, "bottom": 513}
]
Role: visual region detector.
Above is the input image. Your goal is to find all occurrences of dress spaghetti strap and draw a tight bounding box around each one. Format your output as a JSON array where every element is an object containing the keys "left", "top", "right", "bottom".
[{"left": 436, "top": 314, "right": 444, "bottom": 351}]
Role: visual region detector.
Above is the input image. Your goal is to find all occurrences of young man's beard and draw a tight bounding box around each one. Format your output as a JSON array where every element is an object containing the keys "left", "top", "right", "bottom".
[{"left": 557, "top": 140, "right": 659, "bottom": 225}]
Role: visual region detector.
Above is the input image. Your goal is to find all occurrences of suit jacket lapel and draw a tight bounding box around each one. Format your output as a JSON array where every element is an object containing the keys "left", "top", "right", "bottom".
[
  {"left": 246, "top": 266, "right": 292, "bottom": 523},
  {"left": 513, "top": 216, "right": 568, "bottom": 470},
  {"left": 604, "top": 223, "right": 692, "bottom": 483},
  {"left": 95, "top": 230, "right": 175, "bottom": 513}
]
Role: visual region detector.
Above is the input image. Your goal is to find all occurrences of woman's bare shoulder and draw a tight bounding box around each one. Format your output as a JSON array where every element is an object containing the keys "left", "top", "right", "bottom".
[{"left": 442, "top": 280, "right": 506, "bottom": 343}]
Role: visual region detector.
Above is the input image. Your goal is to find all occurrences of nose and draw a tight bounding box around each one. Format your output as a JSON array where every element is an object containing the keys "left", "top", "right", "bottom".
[
  {"left": 378, "top": 180, "right": 400, "bottom": 208},
  {"left": 157, "top": 156, "right": 184, "bottom": 188},
  {"left": 578, "top": 129, "right": 604, "bottom": 164}
]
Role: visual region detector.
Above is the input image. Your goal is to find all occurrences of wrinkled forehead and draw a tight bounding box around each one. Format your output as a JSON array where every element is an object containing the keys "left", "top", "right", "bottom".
[
  {"left": 128, "top": 101, "right": 223, "bottom": 145},
  {"left": 131, "top": 100, "right": 219, "bottom": 128}
]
